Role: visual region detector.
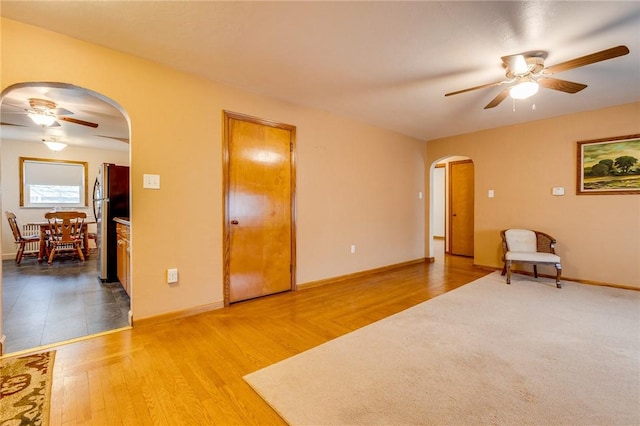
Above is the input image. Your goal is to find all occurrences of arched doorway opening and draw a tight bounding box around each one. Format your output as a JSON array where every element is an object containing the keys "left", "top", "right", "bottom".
[{"left": 0, "top": 82, "right": 131, "bottom": 355}]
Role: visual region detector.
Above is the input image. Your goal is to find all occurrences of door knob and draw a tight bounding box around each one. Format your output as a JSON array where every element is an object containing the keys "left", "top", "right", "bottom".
[{"left": 231, "top": 220, "right": 239, "bottom": 225}]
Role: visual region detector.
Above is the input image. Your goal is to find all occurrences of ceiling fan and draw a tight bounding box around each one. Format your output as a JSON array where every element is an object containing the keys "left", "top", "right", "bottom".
[
  {"left": 3, "top": 98, "right": 99, "bottom": 128},
  {"left": 445, "top": 45, "right": 630, "bottom": 109}
]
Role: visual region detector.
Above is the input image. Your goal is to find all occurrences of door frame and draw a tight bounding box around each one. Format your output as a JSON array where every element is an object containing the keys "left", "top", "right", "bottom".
[
  {"left": 222, "top": 110, "right": 297, "bottom": 306},
  {"left": 428, "top": 156, "right": 475, "bottom": 261}
]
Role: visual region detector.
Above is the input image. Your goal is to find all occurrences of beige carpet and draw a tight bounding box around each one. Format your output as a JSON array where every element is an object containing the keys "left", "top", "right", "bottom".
[
  {"left": 244, "top": 272, "right": 640, "bottom": 425},
  {"left": 1, "top": 350, "right": 56, "bottom": 425}
]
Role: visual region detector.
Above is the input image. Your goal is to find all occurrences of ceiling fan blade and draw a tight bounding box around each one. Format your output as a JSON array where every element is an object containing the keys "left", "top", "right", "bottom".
[
  {"left": 1, "top": 121, "right": 28, "bottom": 127},
  {"left": 59, "top": 116, "right": 99, "bottom": 128},
  {"left": 544, "top": 45, "right": 629, "bottom": 74},
  {"left": 484, "top": 87, "right": 510, "bottom": 109},
  {"left": 445, "top": 80, "right": 505, "bottom": 97},
  {"left": 54, "top": 107, "right": 74, "bottom": 116},
  {"left": 1, "top": 110, "right": 29, "bottom": 115},
  {"left": 538, "top": 77, "right": 587, "bottom": 93},
  {"left": 98, "top": 135, "right": 130, "bottom": 143},
  {"left": 2, "top": 102, "right": 27, "bottom": 111}
]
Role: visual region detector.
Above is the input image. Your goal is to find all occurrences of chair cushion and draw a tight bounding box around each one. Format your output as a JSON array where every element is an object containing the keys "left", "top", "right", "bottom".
[
  {"left": 505, "top": 229, "right": 537, "bottom": 252},
  {"left": 506, "top": 251, "right": 561, "bottom": 263}
]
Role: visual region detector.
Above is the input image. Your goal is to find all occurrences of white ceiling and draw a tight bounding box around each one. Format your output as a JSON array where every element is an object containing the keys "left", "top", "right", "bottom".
[{"left": 1, "top": 1, "right": 639, "bottom": 150}]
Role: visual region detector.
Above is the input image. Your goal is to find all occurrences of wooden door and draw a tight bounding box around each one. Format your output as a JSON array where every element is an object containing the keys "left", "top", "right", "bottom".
[
  {"left": 449, "top": 160, "right": 474, "bottom": 257},
  {"left": 223, "top": 111, "right": 296, "bottom": 304}
]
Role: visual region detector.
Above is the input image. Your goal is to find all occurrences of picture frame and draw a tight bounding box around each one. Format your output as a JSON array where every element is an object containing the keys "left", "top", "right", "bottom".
[{"left": 576, "top": 134, "right": 640, "bottom": 195}]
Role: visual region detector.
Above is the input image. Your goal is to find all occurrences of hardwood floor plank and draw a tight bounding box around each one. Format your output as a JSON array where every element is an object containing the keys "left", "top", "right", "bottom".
[
  {"left": 87, "top": 369, "right": 105, "bottom": 418},
  {"left": 46, "top": 253, "right": 490, "bottom": 425},
  {"left": 125, "top": 350, "right": 169, "bottom": 426}
]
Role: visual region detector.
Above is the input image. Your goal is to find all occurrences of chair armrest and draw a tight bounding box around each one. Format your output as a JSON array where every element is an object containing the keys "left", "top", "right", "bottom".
[{"left": 534, "top": 231, "right": 557, "bottom": 254}]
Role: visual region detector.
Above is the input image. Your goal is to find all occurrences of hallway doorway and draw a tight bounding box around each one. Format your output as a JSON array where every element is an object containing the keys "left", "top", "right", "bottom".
[
  {"left": 0, "top": 82, "right": 131, "bottom": 355},
  {"left": 430, "top": 156, "right": 474, "bottom": 259}
]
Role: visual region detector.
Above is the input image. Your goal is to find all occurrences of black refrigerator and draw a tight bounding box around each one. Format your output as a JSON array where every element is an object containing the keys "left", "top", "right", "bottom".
[{"left": 93, "top": 163, "right": 129, "bottom": 282}]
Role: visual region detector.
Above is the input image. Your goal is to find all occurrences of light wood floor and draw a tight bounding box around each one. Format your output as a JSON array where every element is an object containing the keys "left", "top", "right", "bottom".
[{"left": 44, "top": 251, "right": 491, "bottom": 425}]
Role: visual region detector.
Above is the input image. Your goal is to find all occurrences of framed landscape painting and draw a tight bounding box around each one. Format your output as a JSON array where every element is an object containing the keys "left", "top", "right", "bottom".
[{"left": 577, "top": 134, "right": 640, "bottom": 195}]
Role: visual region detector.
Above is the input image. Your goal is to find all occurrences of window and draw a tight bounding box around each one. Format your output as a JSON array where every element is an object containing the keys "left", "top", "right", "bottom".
[{"left": 20, "top": 157, "right": 88, "bottom": 208}]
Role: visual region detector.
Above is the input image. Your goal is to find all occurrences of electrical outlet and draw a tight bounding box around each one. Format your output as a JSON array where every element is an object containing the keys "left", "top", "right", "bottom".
[
  {"left": 351, "top": 244, "right": 356, "bottom": 254},
  {"left": 167, "top": 268, "right": 178, "bottom": 283}
]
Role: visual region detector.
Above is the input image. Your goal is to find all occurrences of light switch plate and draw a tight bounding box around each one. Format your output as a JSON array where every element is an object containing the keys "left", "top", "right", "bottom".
[
  {"left": 167, "top": 268, "right": 178, "bottom": 283},
  {"left": 143, "top": 174, "right": 160, "bottom": 189},
  {"left": 552, "top": 187, "right": 565, "bottom": 196}
]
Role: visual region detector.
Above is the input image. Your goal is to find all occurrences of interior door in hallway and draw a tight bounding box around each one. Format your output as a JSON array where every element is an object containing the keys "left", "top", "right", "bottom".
[
  {"left": 223, "top": 111, "right": 296, "bottom": 304},
  {"left": 449, "top": 159, "right": 474, "bottom": 257}
]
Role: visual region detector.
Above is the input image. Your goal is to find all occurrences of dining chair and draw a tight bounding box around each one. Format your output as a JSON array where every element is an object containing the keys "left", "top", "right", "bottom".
[
  {"left": 500, "top": 229, "right": 562, "bottom": 288},
  {"left": 5, "top": 211, "right": 41, "bottom": 264},
  {"left": 44, "top": 211, "right": 86, "bottom": 264}
]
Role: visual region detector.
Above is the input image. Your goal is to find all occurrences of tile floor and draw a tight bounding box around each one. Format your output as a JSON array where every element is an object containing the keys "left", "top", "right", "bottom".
[{"left": 2, "top": 251, "right": 130, "bottom": 354}]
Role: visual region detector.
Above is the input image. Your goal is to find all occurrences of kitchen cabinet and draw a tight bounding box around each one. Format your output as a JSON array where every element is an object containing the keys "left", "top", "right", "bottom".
[{"left": 115, "top": 219, "right": 131, "bottom": 296}]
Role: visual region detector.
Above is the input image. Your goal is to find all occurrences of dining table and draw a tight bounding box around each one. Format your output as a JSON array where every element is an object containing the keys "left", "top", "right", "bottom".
[{"left": 26, "top": 220, "right": 96, "bottom": 263}]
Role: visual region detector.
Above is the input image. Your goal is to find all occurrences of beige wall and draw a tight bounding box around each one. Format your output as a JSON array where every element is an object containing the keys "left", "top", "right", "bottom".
[
  {"left": 425, "top": 103, "right": 640, "bottom": 288},
  {"left": 1, "top": 19, "right": 426, "bottom": 321}
]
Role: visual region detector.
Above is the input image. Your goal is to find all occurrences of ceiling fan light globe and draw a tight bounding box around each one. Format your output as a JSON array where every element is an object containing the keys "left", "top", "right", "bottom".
[
  {"left": 43, "top": 141, "right": 67, "bottom": 151},
  {"left": 28, "top": 112, "right": 57, "bottom": 126},
  {"left": 509, "top": 81, "right": 539, "bottom": 100}
]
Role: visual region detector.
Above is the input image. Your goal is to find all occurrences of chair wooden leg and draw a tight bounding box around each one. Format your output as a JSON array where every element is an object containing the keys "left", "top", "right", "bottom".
[
  {"left": 533, "top": 264, "right": 538, "bottom": 278},
  {"left": 506, "top": 260, "right": 512, "bottom": 284},
  {"left": 15, "top": 242, "right": 25, "bottom": 264},
  {"left": 48, "top": 248, "right": 56, "bottom": 264},
  {"left": 77, "top": 244, "right": 85, "bottom": 262},
  {"left": 501, "top": 263, "right": 507, "bottom": 276}
]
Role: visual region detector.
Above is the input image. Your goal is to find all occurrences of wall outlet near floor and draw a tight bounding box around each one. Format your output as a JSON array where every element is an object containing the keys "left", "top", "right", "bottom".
[
  {"left": 167, "top": 268, "right": 178, "bottom": 284},
  {"left": 350, "top": 244, "right": 356, "bottom": 254}
]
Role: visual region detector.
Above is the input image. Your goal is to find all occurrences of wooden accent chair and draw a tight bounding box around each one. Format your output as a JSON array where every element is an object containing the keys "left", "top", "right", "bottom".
[
  {"left": 5, "top": 211, "right": 41, "bottom": 264},
  {"left": 500, "top": 229, "right": 562, "bottom": 288},
  {"left": 44, "top": 211, "right": 86, "bottom": 264}
]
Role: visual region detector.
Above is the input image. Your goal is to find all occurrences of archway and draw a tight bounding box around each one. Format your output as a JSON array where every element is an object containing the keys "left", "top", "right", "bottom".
[
  {"left": 0, "top": 82, "right": 131, "bottom": 355},
  {"left": 428, "top": 155, "right": 474, "bottom": 260}
]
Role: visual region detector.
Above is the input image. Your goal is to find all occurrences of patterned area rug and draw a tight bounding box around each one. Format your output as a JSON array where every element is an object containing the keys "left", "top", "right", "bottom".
[{"left": 1, "top": 351, "right": 56, "bottom": 426}]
